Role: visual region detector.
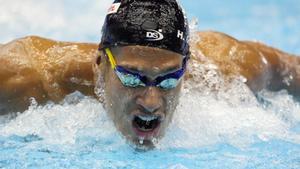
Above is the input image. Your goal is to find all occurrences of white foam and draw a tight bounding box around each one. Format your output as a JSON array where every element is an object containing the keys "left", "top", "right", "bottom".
[
  {"left": 157, "top": 58, "right": 300, "bottom": 149},
  {"left": 0, "top": 80, "right": 299, "bottom": 149},
  {"left": 0, "top": 42, "right": 299, "bottom": 149},
  {"left": 0, "top": 92, "right": 116, "bottom": 144}
]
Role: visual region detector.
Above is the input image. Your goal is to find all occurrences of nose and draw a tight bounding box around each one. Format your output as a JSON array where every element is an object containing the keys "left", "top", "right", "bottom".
[{"left": 136, "top": 87, "right": 162, "bottom": 114}]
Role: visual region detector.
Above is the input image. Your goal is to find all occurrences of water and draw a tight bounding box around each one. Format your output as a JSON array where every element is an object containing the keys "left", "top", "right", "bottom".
[
  {"left": 0, "top": 52, "right": 300, "bottom": 168},
  {"left": 1, "top": 0, "right": 300, "bottom": 169}
]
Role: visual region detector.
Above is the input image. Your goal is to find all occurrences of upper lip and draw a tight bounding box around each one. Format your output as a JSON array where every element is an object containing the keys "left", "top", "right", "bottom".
[{"left": 130, "top": 111, "right": 165, "bottom": 122}]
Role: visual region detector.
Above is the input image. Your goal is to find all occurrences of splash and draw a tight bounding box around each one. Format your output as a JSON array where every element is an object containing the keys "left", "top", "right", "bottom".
[
  {"left": 0, "top": 33, "right": 299, "bottom": 150},
  {"left": 157, "top": 40, "right": 300, "bottom": 149},
  {"left": 0, "top": 92, "right": 116, "bottom": 145},
  {"left": 0, "top": 60, "right": 299, "bottom": 150}
]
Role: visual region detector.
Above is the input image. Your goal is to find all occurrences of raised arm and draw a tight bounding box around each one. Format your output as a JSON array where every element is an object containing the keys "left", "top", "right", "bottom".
[
  {"left": 245, "top": 41, "right": 300, "bottom": 96},
  {"left": 0, "top": 36, "right": 98, "bottom": 114}
]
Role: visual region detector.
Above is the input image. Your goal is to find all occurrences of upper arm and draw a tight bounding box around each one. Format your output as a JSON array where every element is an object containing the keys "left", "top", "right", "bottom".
[
  {"left": 0, "top": 36, "right": 99, "bottom": 114},
  {"left": 0, "top": 44, "right": 48, "bottom": 114},
  {"left": 245, "top": 41, "right": 300, "bottom": 96},
  {"left": 194, "top": 31, "right": 272, "bottom": 92}
]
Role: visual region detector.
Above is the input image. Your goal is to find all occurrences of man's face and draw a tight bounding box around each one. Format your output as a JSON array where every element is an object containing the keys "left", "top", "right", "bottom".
[{"left": 102, "top": 46, "right": 183, "bottom": 147}]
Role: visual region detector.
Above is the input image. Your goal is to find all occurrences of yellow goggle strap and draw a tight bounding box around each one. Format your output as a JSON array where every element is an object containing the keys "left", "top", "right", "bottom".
[{"left": 105, "top": 48, "right": 117, "bottom": 69}]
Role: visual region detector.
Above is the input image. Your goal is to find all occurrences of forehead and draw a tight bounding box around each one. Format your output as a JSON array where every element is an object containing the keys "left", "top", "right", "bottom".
[{"left": 111, "top": 46, "right": 183, "bottom": 68}]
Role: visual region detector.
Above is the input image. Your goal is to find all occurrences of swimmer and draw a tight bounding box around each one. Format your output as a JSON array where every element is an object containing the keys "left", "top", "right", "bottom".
[{"left": 0, "top": 0, "right": 299, "bottom": 148}]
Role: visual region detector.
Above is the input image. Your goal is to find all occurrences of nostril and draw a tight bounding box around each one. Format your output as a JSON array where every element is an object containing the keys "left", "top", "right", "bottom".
[
  {"left": 136, "top": 97, "right": 162, "bottom": 113},
  {"left": 143, "top": 105, "right": 160, "bottom": 113},
  {"left": 136, "top": 87, "right": 162, "bottom": 113}
]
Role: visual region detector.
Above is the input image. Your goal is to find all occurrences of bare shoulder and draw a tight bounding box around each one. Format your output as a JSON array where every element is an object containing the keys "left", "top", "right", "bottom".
[
  {"left": 0, "top": 36, "right": 45, "bottom": 113},
  {"left": 0, "top": 36, "right": 98, "bottom": 114},
  {"left": 192, "top": 31, "right": 271, "bottom": 92},
  {"left": 22, "top": 36, "right": 98, "bottom": 98},
  {"left": 244, "top": 41, "right": 300, "bottom": 96}
]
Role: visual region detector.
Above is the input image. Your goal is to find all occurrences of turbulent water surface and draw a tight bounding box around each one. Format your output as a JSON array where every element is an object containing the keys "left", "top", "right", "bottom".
[
  {"left": 1, "top": 0, "right": 300, "bottom": 168},
  {"left": 0, "top": 42, "right": 300, "bottom": 168}
]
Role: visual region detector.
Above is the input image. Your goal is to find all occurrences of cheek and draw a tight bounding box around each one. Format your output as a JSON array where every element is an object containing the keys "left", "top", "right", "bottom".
[
  {"left": 164, "top": 83, "right": 182, "bottom": 112},
  {"left": 104, "top": 70, "right": 136, "bottom": 116},
  {"left": 106, "top": 74, "right": 124, "bottom": 106}
]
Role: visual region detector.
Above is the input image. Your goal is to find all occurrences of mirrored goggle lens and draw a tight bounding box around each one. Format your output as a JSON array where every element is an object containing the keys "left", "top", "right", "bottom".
[
  {"left": 115, "top": 70, "right": 181, "bottom": 89},
  {"left": 115, "top": 70, "right": 145, "bottom": 87},
  {"left": 157, "top": 78, "right": 180, "bottom": 89}
]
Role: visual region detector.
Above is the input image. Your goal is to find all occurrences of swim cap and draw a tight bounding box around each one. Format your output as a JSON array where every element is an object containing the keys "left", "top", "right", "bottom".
[{"left": 100, "top": 0, "right": 190, "bottom": 56}]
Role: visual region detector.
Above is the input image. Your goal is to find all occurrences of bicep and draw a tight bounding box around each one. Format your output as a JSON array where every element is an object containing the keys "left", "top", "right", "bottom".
[
  {"left": 0, "top": 58, "right": 49, "bottom": 114},
  {"left": 278, "top": 55, "right": 300, "bottom": 96},
  {"left": 246, "top": 41, "right": 300, "bottom": 96}
]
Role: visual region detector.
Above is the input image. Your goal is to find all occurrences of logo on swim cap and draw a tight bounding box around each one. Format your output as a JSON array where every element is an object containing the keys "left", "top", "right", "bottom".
[
  {"left": 146, "top": 29, "right": 164, "bottom": 41},
  {"left": 177, "top": 30, "right": 184, "bottom": 40},
  {"left": 100, "top": 0, "right": 190, "bottom": 56},
  {"left": 107, "top": 2, "right": 121, "bottom": 14}
]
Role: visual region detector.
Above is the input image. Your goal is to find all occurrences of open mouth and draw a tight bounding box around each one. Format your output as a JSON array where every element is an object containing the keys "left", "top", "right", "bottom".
[{"left": 132, "top": 115, "right": 161, "bottom": 137}]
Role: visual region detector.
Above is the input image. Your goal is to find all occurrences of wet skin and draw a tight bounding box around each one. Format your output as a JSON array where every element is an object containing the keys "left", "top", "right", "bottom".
[
  {"left": 0, "top": 31, "right": 299, "bottom": 148},
  {"left": 98, "top": 46, "right": 183, "bottom": 147}
]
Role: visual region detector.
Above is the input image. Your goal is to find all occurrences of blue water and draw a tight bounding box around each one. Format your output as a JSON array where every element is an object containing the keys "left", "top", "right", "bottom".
[
  {"left": 0, "top": 80, "right": 299, "bottom": 169},
  {"left": 1, "top": 0, "right": 300, "bottom": 169},
  {"left": 1, "top": 135, "right": 300, "bottom": 169}
]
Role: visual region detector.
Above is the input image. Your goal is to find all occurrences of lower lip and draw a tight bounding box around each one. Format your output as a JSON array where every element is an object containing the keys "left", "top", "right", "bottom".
[{"left": 132, "top": 122, "right": 161, "bottom": 140}]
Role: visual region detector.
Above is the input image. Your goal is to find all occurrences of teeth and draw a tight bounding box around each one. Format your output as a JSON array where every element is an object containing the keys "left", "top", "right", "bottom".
[
  {"left": 139, "top": 139, "right": 144, "bottom": 145},
  {"left": 137, "top": 115, "right": 158, "bottom": 121}
]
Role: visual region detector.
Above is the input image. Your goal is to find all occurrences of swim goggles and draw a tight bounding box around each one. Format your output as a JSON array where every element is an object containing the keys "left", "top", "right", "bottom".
[{"left": 104, "top": 48, "right": 188, "bottom": 90}]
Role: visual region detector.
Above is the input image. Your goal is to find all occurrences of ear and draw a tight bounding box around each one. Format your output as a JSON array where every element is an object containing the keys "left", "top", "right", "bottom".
[
  {"left": 93, "top": 50, "right": 108, "bottom": 80},
  {"left": 94, "top": 50, "right": 109, "bottom": 65},
  {"left": 93, "top": 51, "right": 106, "bottom": 102},
  {"left": 94, "top": 50, "right": 103, "bottom": 66},
  {"left": 96, "top": 54, "right": 101, "bottom": 65},
  {"left": 93, "top": 51, "right": 102, "bottom": 76}
]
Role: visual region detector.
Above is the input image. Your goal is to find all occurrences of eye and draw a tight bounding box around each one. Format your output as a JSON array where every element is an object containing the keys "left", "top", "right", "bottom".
[
  {"left": 157, "top": 78, "right": 179, "bottom": 90},
  {"left": 115, "top": 71, "right": 145, "bottom": 87}
]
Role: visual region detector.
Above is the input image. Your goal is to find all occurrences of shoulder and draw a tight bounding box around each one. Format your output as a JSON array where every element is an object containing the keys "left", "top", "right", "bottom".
[
  {"left": 191, "top": 31, "right": 272, "bottom": 91},
  {"left": 0, "top": 36, "right": 98, "bottom": 100},
  {"left": 1, "top": 35, "right": 98, "bottom": 55}
]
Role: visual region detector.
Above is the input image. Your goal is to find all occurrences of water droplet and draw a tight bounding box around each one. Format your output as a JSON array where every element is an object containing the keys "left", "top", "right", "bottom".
[
  {"left": 152, "top": 138, "right": 158, "bottom": 144},
  {"left": 139, "top": 139, "right": 144, "bottom": 145},
  {"left": 189, "top": 18, "right": 199, "bottom": 31}
]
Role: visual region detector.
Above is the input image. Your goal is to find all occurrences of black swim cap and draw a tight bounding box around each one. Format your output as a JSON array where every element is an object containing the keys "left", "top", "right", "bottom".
[{"left": 100, "top": 0, "right": 190, "bottom": 56}]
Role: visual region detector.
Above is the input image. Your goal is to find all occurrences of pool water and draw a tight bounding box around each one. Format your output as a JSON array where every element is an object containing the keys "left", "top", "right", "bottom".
[
  {"left": 1, "top": 54, "right": 300, "bottom": 168},
  {"left": 1, "top": 0, "right": 300, "bottom": 169},
  {"left": 0, "top": 82, "right": 300, "bottom": 168}
]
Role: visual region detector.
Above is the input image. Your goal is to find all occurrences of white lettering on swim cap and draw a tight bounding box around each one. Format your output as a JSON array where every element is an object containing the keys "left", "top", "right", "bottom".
[
  {"left": 145, "top": 29, "right": 164, "bottom": 41},
  {"left": 108, "top": 3, "right": 121, "bottom": 14},
  {"left": 177, "top": 30, "right": 184, "bottom": 40}
]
